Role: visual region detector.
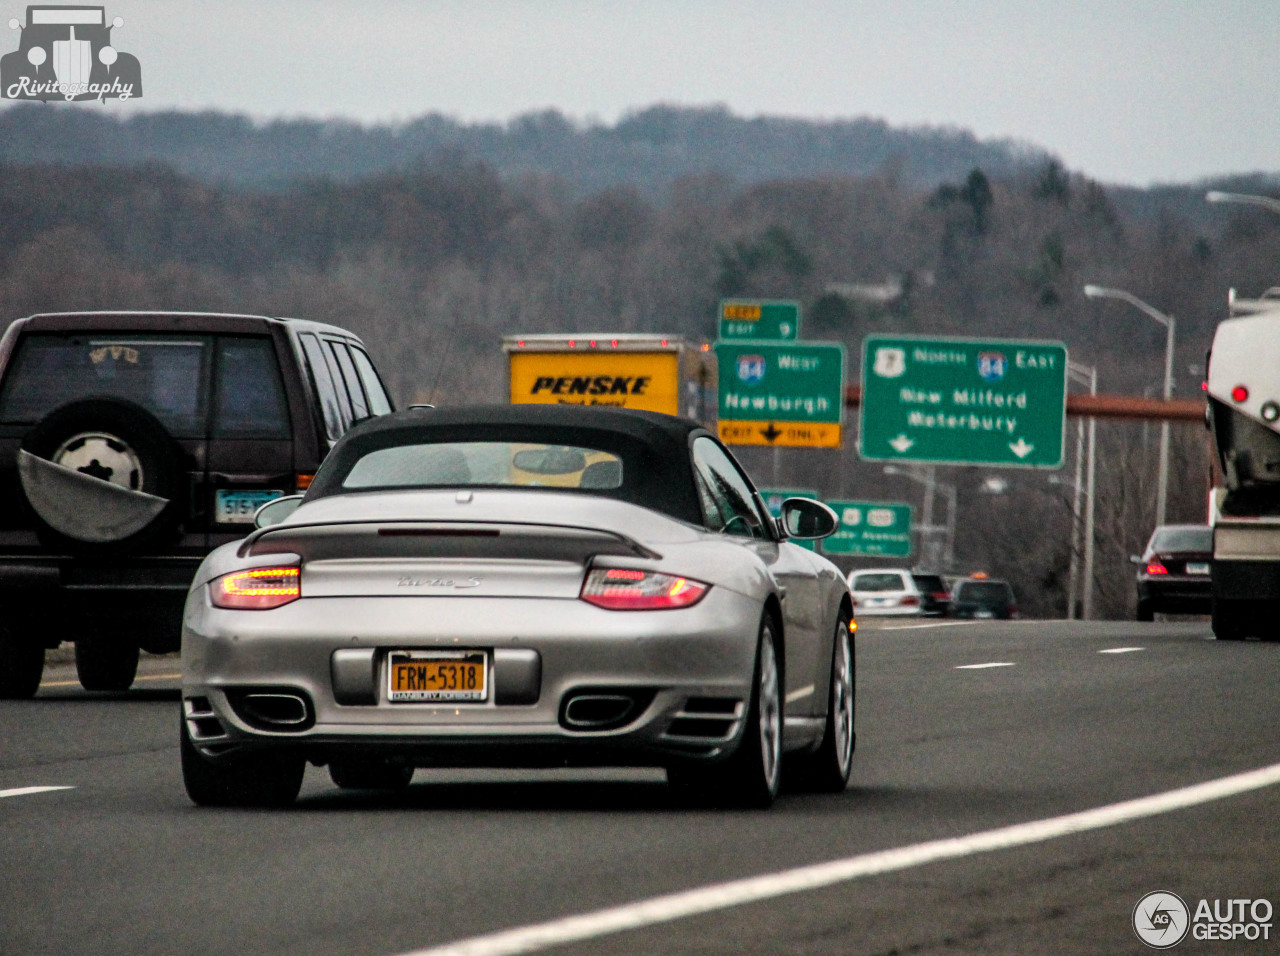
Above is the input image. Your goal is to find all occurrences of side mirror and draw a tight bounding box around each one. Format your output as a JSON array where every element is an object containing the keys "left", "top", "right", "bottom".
[
  {"left": 254, "top": 494, "right": 304, "bottom": 529},
  {"left": 780, "top": 497, "right": 839, "bottom": 540},
  {"left": 1128, "top": 554, "right": 1143, "bottom": 565}
]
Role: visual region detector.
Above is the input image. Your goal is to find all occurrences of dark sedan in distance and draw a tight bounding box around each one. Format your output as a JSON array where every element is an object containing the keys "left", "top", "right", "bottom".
[{"left": 1131, "top": 524, "right": 1213, "bottom": 621}]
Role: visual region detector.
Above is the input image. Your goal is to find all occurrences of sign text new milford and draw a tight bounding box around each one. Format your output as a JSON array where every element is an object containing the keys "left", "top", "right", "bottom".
[{"left": 859, "top": 335, "right": 1067, "bottom": 467}]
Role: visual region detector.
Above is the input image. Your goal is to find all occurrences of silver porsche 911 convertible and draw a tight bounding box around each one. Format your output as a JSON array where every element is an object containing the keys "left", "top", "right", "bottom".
[{"left": 180, "top": 404, "right": 855, "bottom": 807}]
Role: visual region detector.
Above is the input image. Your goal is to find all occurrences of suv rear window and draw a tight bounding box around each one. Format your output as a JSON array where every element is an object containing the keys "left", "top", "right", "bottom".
[
  {"left": 0, "top": 333, "right": 208, "bottom": 435},
  {"left": 956, "top": 581, "right": 1014, "bottom": 601},
  {"left": 213, "top": 336, "right": 290, "bottom": 438},
  {"left": 852, "top": 572, "right": 908, "bottom": 592},
  {"left": 912, "top": 573, "right": 946, "bottom": 593}
]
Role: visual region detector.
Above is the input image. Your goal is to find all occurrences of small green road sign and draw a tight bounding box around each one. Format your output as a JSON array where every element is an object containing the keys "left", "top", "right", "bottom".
[
  {"left": 719, "top": 300, "right": 801, "bottom": 340},
  {"left": 759, "top": 487, "right": 818, "bottom": 550},
  {"left": 859, "top": 335, "right": 1067, "bottom": 467},
  {"left": 821, "top": 500, "right": 913, "bottom": 557},
  {"left": 715, "top": 340, "right": 845, "bottom": 448}
]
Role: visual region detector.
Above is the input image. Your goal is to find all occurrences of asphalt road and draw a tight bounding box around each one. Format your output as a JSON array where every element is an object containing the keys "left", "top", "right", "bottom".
[{"left": 2, "top": 619, "right": 1278, "bottom": 956}]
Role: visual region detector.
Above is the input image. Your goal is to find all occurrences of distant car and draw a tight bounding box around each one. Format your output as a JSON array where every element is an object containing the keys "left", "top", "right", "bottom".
[
  {"left": 847, "top": 568, "right": 922, "bottom": 616},
  {"left": 951, "top": 577, "right": 1018, "bottom": 619},
  {"left": 910, "top": 571, "right": 951, "bottom": 617},
  {"left": 179, "top": 405, "right": 856, "bottom": 808},
  {"left": 1131, "top": 524, "right": 1213, "bottom": 621},
  {"left": 0, "top": 310, "right": 392, "bottom": 699}
]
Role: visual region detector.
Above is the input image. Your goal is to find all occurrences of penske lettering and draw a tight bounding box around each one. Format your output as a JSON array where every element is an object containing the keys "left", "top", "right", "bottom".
[{"left": 529, "top": 376, "right": 651, "bottom": 396}]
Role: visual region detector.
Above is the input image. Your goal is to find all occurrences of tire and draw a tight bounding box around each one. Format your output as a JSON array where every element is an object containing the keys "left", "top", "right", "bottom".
[
  {"left": 20, "top": 398, "right": 183, "bottom": 553},
  {"left": 180, "top": 715, "right": 304, "bottom": 808},
  {"left": 74, "top": 637, "right": 140, "bottom": 692},
  {"left": 0, "top": 631, "right": 44, "bottom": 699},
  {"left": 329, "top": 759, "right": 414, "bottom": 790},
  {"left": 667, "top": 616, "right": 783, "bottom": 809},
  {"left": 1136, "top": 600, "right": 1155, "bottom": 623},
  {"left": 787, "top": 615, "right": 855, "bottom": 793},
  {"left": 1212, "top": 596, "right": 1247, "bottom": 641}
]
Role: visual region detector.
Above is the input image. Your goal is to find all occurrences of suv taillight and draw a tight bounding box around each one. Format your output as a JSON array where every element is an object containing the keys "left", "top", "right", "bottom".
[
  {"left": 580, "top": 568, "right": 709, "bottom": 610},
  {"left": 210, "top": 565, "right": 301, "bottom": 609},
  {"left": 1145, "top": 561, "right": 1168, "bottom": 575}
]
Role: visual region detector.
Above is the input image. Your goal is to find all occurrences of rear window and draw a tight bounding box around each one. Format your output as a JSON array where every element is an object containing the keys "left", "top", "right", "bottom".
[
  {"left": 342, "top": 442, "right": 623, "bottom": 491},
  {"left": 1150, "top": 527, "right": 1212, "bottom": 553},
  {"left": 213, "top": 337, "right": 290, "bottom": 438},
  {"left": 851, "top": 572, "right": 908, "bottom": 592},
  {"left": 956, "top": 581, "right": 1014, "bottom": 601},
  {"left": 0, "top": 333, "right": 207, "bottom": 435},
  {"left": 912, "top": 574, "right": 946, "bottom": 592}
]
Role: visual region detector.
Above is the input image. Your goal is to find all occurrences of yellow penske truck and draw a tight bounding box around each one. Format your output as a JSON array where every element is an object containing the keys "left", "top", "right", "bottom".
[{"left": 502, "top": 333, "right": 715, "bottom": 421}]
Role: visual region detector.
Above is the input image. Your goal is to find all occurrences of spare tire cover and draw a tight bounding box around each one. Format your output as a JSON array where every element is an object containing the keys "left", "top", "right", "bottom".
[{"left": 18, "top": 398, "right": 182, "bottom": 548}]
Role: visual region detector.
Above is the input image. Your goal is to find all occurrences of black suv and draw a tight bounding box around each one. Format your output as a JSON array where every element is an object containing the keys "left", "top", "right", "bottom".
[{"left": 0, "top": 311, "right": 393, "bottom": 697}]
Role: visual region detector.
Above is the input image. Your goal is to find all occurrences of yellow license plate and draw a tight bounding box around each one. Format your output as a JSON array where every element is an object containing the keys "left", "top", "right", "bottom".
[{"left": 388, "top": 651, "right": 488, "bottom": 703}]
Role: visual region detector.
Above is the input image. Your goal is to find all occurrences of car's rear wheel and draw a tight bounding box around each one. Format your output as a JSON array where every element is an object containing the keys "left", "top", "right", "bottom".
[
  {"left": 180, "top": 716, "right": 305, "bottom": 808},
  {"left": 667, "top": 616, "right": 783, "bottom": 808},
  {"left": 328, "top": 759, "right": 414, "bottom": 790},
  {"left": 787, "top": 615, "right": 854, "bottom": 793},
  {"left": 0, "top": 631, "right": 44, "bottom": 699},
  {"left": 74, "top": 636, "right": 139, "bottom": 692},
  {"left": 1136, "top": 599, "right": 1154, "bottom": 622}
]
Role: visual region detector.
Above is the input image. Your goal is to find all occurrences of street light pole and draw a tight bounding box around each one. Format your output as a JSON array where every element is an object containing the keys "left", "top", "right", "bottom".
[
  {"left": 1083, "top": 284, "right": 1175, "bottom": 527},
  {"left": 1065, "top": 362, "right": 1097, "bottom": 620},
  {"left": 883, "top": 464, "right": 955, "bottom": 569}
]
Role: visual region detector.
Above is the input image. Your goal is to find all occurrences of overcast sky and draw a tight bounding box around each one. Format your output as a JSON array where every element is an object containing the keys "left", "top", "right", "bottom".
[{"left": 6, "top": 0, "right": 1278, "bottom": 186}]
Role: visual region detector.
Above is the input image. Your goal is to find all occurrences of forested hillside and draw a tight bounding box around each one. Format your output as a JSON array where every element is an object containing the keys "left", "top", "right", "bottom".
[
  {"left": 3, "top": 109, "right": 1280, "bottom": 617},
  {"left": 0, "top": 103, "right": 1046, "bottom": 192}
]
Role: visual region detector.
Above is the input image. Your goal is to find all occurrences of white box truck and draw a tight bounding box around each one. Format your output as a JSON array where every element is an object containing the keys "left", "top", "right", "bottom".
[{"left": 1206, "top": 290, "right": 1280, "bottom": 640}]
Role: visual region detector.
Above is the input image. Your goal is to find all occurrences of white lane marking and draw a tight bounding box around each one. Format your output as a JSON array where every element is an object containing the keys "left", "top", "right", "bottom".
[
  {"left": 1099, "top": 647, "right": 1145, "bottom": 655},
  {"left": 867, "top": 621, "right": 972, "bottom": 630},
  {"left": 398, "top": 762, "right": 1280, "bottom": 956},
  {"left": 40, "top": 672, "right": 182, "bottom": 689},
  {"left": 0, "top": 786, "right": 75, "bottom": 799},
  {"left": 784, "top": 685, "right": 814, "bottom": 704},
  {"left": 955, "top": 662, "right": 1016, "bottom": 670}
]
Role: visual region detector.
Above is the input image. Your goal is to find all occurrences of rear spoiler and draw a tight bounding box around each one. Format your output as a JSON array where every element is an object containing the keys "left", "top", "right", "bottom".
[{"left": 239, "top": 520, "right": 662, "bottom": 564}]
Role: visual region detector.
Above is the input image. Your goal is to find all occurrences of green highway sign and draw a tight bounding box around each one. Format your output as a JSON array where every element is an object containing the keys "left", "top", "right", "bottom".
[
  {"left": 759, "top": 487, "right": 819, "bottom": 550},
  {"left": 821, "top": 500, "right": 913, "bottom": 557},
  {"left": 715, "top": 340, "right": 845, "bottom": 448},
  {"left": 719, "top": 299, "right": 801, "bottom": 340},
  {"left": 859, "top": 335, "right": 1067, "bottom": 467}
]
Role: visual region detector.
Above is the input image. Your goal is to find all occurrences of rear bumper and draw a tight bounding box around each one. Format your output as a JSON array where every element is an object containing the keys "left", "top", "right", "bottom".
[
  {"left": 1137, "top": 576, "right": 1212, "bottom": 610},
  {"left": 0, "top": 554, "right": 200, "bottom": 648},
  {"left": 181, "top": 588, "right": 766, "bottom": 767}
]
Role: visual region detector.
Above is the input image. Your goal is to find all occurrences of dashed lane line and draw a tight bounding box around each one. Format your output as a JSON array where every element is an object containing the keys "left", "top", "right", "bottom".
[
  {"left": 397, "top": 761, "right": 1280, "bottom": 956},
  {"left": 954, "top": 662, "right": 1016, "bottom": 669},
  {"left": 0, "top": 786, "right": 75, "bottom": 799},
  {"left": 1099, "top": 647, "right": 1146, "bottom": 654}
]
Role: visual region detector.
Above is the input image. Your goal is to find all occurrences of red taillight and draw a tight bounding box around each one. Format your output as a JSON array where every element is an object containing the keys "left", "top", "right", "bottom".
[
  {"left": 580, "top": 568, "right": 709, "bottom": 610},
  {"left": 1232, "top": 385, "right": 1249, "bottom": 403},
  {"left": 210, "top": 566, "right": 301, "bottom": 609},
  {"left": 901, "top": 595, "right": 920, "bottom": 606},
  {"left": 1146, "top": 561, "right": 1168, "bottom": 575}
]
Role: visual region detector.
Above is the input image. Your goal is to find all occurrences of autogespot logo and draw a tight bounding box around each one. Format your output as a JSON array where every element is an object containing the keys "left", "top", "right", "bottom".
[{"left": 1133, "top": 891, "right": 1190, "bottom": 949}]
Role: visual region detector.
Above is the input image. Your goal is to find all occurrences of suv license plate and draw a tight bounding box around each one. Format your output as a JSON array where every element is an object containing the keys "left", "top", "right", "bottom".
[
  {"left": 388, "top": 651, "right": 488, "bottom": 703},
  {"left": 1186, "top": 562, "right": 1210, "bottom": 575},
  {"left": 215, "top": 489, "right": 286, "bottom": 524}
]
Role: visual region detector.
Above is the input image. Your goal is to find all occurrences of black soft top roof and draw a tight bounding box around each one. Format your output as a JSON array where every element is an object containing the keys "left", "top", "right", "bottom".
[{"left": 305, "top": 404, "right": 713, "bottom": 524}]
